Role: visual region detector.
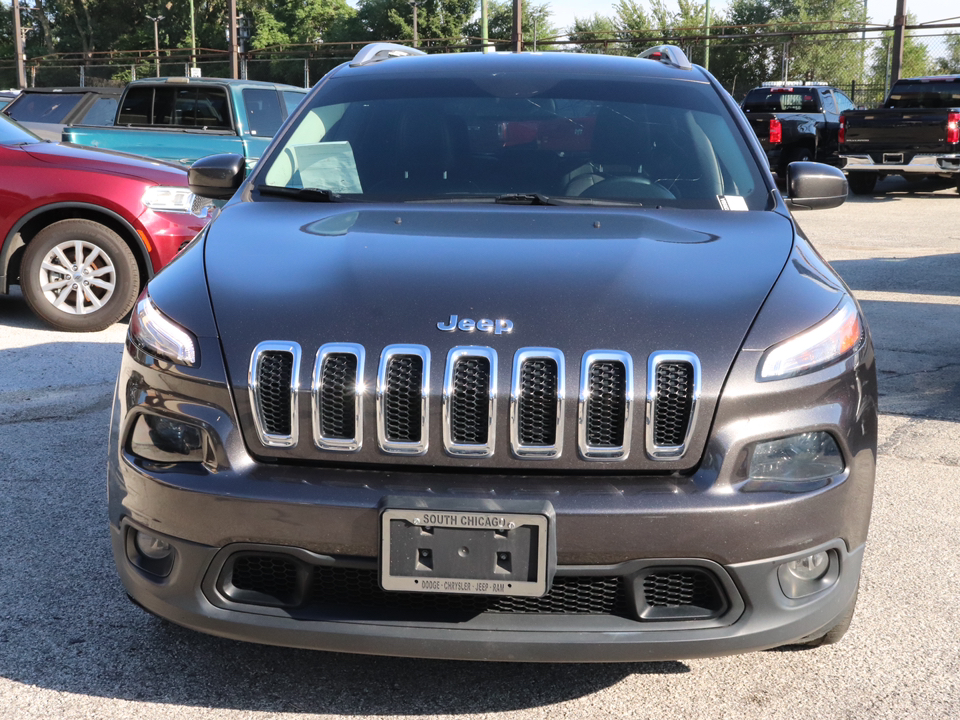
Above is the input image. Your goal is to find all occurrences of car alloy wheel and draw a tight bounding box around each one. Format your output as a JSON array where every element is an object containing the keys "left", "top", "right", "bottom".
[
  {"left": 21, "top": 219, "right": 140, "bottom": 332},
  {"left": 37, "top": 239, "right": 117, "bottom": 314}
]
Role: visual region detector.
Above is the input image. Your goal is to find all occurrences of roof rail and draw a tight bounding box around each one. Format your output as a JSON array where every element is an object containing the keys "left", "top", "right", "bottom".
[
  {"left": 351, "top": 43, "right": 427, "bottom": 67},
  {"left": 638, "top": 45, "right": 692, "bottom": 71}
]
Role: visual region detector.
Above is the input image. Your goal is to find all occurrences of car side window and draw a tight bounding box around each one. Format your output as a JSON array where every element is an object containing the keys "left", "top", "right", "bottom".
[
  {"left": 242, "top": 88, "right": 284, "bottom": 137},
  {"left": 117, "top": 87, "right": 153, "bottom": 125},
  {"left": 282, "top": 91, "right": 305, "bottom": 116},
  {"left": 833, "top": 91, "right": 856, "bottom": 113},
  {"left": 822, "top": 93, "right": 838, "bottom": 114},
  {"left": 83, "top": 96, "right": 119, "bottom": 126}
]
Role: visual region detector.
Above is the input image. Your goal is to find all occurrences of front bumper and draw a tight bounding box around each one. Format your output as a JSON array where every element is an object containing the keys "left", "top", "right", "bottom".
[
  {"left": 109, "top": 322, "right": 876, "bottom": 661},
  {"left": 113, "top": 517, "right": 864, "bottom": 662}
]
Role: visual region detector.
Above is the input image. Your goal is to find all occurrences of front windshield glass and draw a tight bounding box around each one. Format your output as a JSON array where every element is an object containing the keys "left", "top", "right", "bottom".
[
  {"left": 260, "top": 71, "right": 768, "bottom": 210},
  {"left": 7, "top": 93, "right": 82, "bottom": 123},
  {"left": 0, "top": 113, "right": 41, "bottom": 145}
]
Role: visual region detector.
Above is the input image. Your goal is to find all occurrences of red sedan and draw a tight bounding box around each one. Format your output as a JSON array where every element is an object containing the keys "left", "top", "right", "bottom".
[{"left": 0, "top": 114, "right": 210, "bottom": 331}]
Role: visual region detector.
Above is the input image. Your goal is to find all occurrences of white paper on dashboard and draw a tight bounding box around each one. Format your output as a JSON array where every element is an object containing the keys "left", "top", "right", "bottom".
[{"left": 294, "top": 142, "right": 363, "bottom": 194}]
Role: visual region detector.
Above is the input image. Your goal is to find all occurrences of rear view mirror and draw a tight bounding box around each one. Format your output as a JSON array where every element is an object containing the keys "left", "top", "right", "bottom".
[
  {"left": 189, "top": 153, "right": 245, "bottom": 200},
  {"left": 784, "top": 162, "right": 847, "bottom": 210}
]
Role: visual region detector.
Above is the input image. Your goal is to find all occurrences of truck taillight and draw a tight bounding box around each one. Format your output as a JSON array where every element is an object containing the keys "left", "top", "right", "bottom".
[
  {"left": 948, "top": 112, "right": 960, "bottom": 144},
  {"left": 769, "top": 117, "right": 782, "bottom": 144},
  {"left": 839, "top": 116, "right": 846, "bottom": 144}
]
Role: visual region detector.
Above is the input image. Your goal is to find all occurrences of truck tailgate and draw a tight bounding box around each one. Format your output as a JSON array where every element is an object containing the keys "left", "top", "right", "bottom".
[{"left": 842, "top": 109, "right": 955, "bottom": 154}]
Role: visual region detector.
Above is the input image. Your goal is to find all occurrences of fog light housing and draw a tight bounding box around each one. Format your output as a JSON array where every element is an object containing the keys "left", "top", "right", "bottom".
[
  {"left": 747, "top": 431, "right": 844, "bottom": 490},
  {"left": 125, "top": 526, "right": 176, "bottom": 578},
  {"left": 135, "top": 531, "right": 172, "bottom": 560},
  {"left": 778, "top": 550, "right": 839, "bottom": 598},
  {"left": 129, "top": 413, "right": 205, "bottom": 464}
]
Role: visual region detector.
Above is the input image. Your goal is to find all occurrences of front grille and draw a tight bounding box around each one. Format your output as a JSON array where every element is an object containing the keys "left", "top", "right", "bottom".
[
  {"left": 249, "top": 342, "right": 301, "bottom": 447},
  {"left": 647, "top": 352, "right": 699, "bottom": 459},
  {"left": 377, "top": 345, "right": 430, "bottom": 454},
  {"left": 637, "top": 568, "right": 726, "bottom": 620},
  {"left": 518, "top": 358, "right": 559, "bottom": 446},
  {"left": 221, "top": 558, "right": 632, "bottom": 619},
  {"left": 586, "top": 361, "right": 627, "bottom": 447},
  {"left": 318, "top": 353, "right": 358, "bottom": 439},
  {"left": 218, "top": 554, "right": 730, "bottom": 624},
  {"left": 258, "top": 353, "right": 294, "bottom": 435},
  {"left": 451, "top": 357, "right": 491, "bottom": 444},
  {"left": 653, "top": 363, "right": 694, "bottom": 446}
]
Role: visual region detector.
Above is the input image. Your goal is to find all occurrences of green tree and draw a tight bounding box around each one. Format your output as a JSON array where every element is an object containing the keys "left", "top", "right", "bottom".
[
  {"left": 568, "top": 13, "right": 624, "bottom": 55},
  {"left": 613, "top": 0, "right": 654, "bottom": 53},
  {"left": 329, "top": 0, "right": 476, "bottom": 47},
  {"left": 867, "top": 13, "right": 935, "bottom": 96},
  {"left": 462, "top": 0, "right": 556, "bottom": 50},
  {"left": 933, "top": 33, "right": 960, "bottom": 74}
]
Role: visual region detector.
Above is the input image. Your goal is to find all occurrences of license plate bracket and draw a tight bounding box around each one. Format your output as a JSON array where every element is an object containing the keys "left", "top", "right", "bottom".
[{"left": 380, "top": 504, "right": 553, "bottom": 597}]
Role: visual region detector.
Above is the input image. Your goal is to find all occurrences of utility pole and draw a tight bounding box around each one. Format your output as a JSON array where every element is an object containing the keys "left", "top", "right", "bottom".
[
  {"left": 146, "top": 15, "right": 164, "bottom": 78},
  {"left": 512, "top": 0, "right": 522, "bottom": 53},
  {"left": 12, "top": 2, "right": 27, "bottom": 89},
  {"left": 890, "top": 0, "right": 907, "bottom": 84},
  {"left": 189, "top": 0, "right": 197, "bottom": 69},
  {"left": 229, "top": 0, "right": 239, "bottom": 79},
  {"left": 704, "top": 0, "right": 711, "bottom": 71},
  {"left": 481, "top": 0, "right": 489, "bottom": 52},
  {"left": 409, "top": 1, "right": 421, "bottom": 48}
]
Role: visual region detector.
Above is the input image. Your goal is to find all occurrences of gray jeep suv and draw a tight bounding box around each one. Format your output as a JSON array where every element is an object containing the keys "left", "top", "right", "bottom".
[{"left": 108, "top": 44, "right": 876, "bottom": 662}]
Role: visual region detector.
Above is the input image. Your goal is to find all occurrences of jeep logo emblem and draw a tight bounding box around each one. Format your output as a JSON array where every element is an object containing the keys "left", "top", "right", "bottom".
[{"left": 437, "top": 315, "right": 514, "bottom": 335}]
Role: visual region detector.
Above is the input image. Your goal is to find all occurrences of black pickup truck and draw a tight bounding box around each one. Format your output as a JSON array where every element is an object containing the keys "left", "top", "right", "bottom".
[
  {"left": 839, "top": 75, "right": 960, "bottom": 195},
  {"left": 741, "top": 82, "right": 857, "bottom": 177}
]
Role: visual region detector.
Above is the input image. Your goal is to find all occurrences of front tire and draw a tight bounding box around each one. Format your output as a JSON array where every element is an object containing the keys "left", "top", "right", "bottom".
[
  {"left": 847, "top": 173, "right": 878, "bottom": 195},
  {"left": 20, "top": 219, "right": 140, "bottom": 332}
]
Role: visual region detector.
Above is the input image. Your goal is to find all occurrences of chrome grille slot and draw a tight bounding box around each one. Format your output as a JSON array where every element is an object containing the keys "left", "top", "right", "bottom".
[
  {"left": 443, "top": 347, "right": 497, "bottom": 457},
  {"left": 511, "top": 349, "right": 565, "bottom": 459},
  {"left": 579, "top": 351, "right": 633, "bottom": 460},
  {"left": 377, "top": 345, "right": 430, "bottom": 455},
  {"left": 313, "top": 343, "right": 365, "bottom": 452},
  {"left": 249, "top": 341, "right": 301, "bottom": 448},
  {"left": 646, "top": 352, "right": 700, "bottom": 459}
]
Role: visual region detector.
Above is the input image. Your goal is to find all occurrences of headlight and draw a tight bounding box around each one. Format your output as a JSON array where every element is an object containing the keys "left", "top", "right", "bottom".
[
  {"left": 749, "top": 431, "right": 844, "bottom": 482},
  {"left": 129, "top": 291, "right": 198, "bottom": 366},
  {"left": 142, "top": 186, "right": 215, "bottom": 217},
  {"left": 759, "top": 295, "right": 863, "bottom": 380}
]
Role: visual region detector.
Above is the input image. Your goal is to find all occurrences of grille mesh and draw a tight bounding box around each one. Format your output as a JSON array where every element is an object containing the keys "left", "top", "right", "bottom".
[
  {"left": 319, "top": 353, "right": 358, "bottom": 439},
  {"left": 309, "top": 567, "right": 631, "bottom": 617},
  {"left": 653, "top": 362, "right": 694, "bottom": 447},
  {"left": 231, "top": 555, "right": 300, "bottom": 603},
  {"left": 451, "top": 357, "right": 491, "bottom": 444},
  {"left": 518, "top": 359, "right": 559, "bottom": 446},
  {"left": 384, "top": 355, "right": 423, "bottom": 443},
  {"left": 642, "top": 570, "right": 721, "bottom": 610},
  {"left": 257, "top": 352, "right": 294, "bottom": 436},
  {"left": 586, "top": 361, "right": 627, "bottom": 447}
]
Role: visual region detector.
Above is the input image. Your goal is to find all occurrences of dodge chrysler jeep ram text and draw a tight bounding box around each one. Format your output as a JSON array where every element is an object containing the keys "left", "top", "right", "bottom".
[{"left": 108, "top": 45, "right": 877, "bottom": 662}]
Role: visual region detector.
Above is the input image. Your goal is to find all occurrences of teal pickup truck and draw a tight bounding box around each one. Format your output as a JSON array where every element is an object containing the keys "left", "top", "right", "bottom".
[{"left": 63, "top": 77, "right": 306, "bottom": 168}]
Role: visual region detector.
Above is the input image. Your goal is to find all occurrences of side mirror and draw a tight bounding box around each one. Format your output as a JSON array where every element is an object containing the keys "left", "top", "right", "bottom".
[
  {"left": 784, "top": 162, "right": 847, "bottom": 211},
  {"left": 188, "top": 153, "right": 245, "bottom": 200}
]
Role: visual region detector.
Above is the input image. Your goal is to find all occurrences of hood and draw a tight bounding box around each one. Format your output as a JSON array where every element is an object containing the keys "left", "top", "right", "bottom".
[
  {"left": 24, "top": 141, "right": 188, "bottom": 186},
  {"left": 205, "top": 202, "right": 795, "bottom": 471}
]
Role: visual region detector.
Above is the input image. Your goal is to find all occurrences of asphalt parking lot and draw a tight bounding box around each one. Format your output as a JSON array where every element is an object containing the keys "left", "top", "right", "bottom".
[{"left": 1, "top": 176, "right": 958, "bottom": 719}]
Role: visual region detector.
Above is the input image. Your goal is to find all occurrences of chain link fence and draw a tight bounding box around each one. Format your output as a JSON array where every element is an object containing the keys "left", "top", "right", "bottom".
[{"left": 3, "top": 25, "right": 958, "bottom": 106}]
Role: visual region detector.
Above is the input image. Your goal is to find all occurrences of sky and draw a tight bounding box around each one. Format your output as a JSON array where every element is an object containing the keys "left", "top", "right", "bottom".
[{"left": 543, "top": 0, "right": 957, "bottom": 32}]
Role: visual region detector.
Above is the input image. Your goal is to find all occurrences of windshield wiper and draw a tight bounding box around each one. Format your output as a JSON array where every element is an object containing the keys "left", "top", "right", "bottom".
[
  {"left": 256, "top": 185, "right": 343, "bottom": 202},
  {"left": 494, "top": 193, "right": 557, "bottom": 205}
]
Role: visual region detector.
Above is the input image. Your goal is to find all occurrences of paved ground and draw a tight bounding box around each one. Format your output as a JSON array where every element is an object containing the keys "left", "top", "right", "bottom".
[{"left": 0, "top": 177, "right": 958, "bottom": 719}]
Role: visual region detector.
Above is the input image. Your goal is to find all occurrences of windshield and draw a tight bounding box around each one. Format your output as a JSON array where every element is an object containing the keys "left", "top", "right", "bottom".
[
  {"left": 885, "top": 79, "right": 960, "bottom": 109},
  {"left": 0, "top": 113, "right": 41, "bottom": 145},
  {"left": 260, "top": 72, "right": 768, "bottom": 210},
  {"left": 742, "top": 88, "right": 823, "bottom": 113},
  {"left": 7, "top": 93, "right": 83, "bottom": 123}
]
